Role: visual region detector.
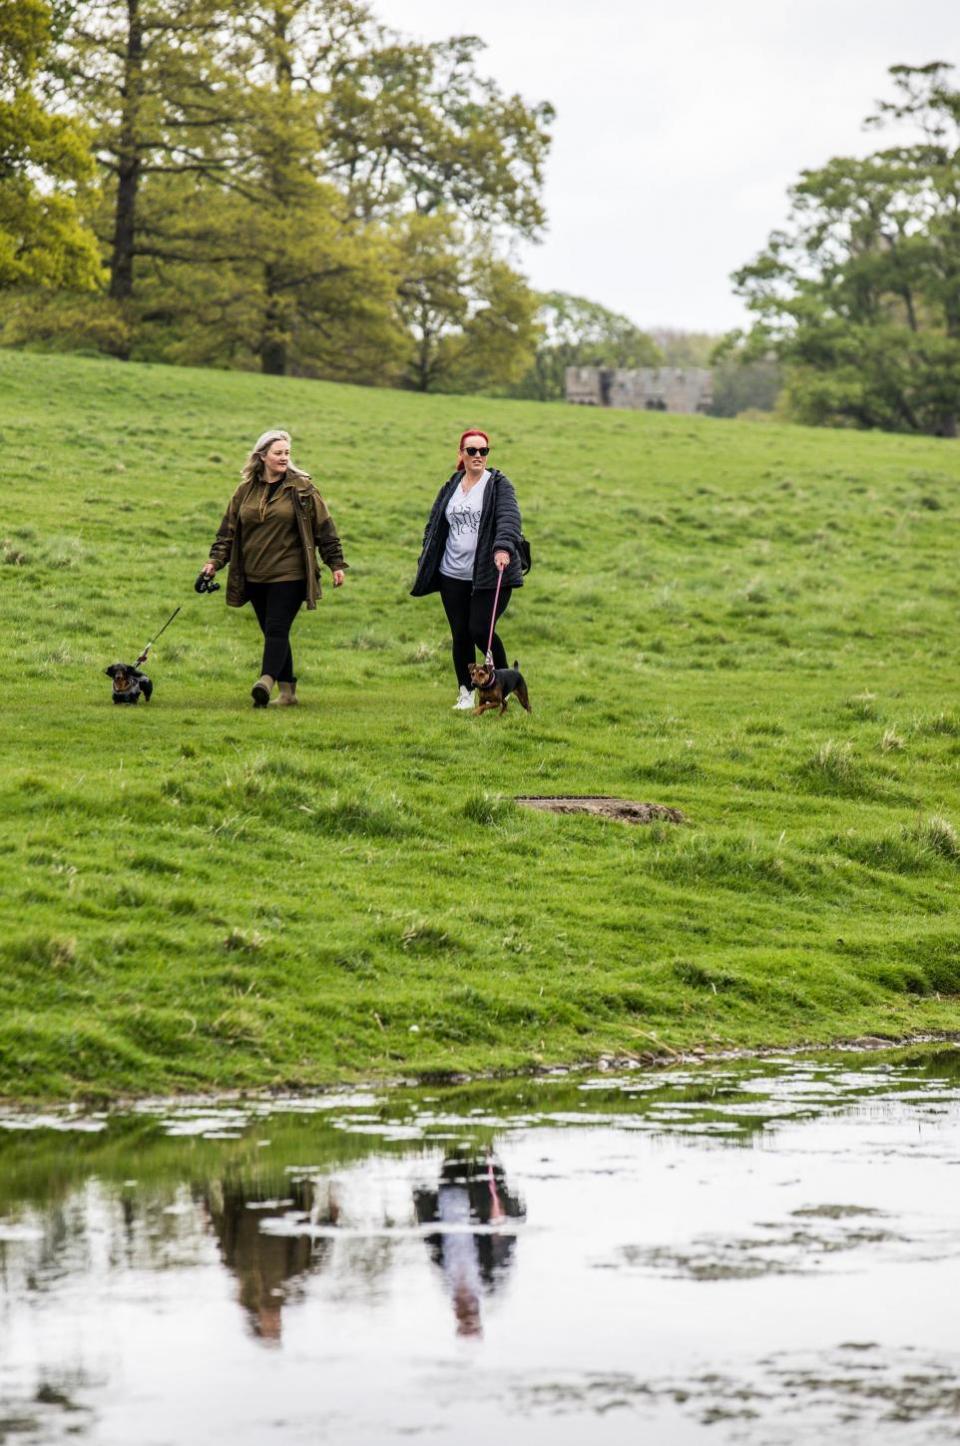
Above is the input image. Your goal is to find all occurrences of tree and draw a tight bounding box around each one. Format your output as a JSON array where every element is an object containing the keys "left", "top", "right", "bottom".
[
  {"left": 731, "top": 62, "right": 960, "bottom": 437},
  {"left": 15, "top": 1, "right": 552, "bottom": 377},
  {"left": 651, "top": 329, "right": 781, "bottom": 415},
  {"left": 650, "top": 329, "right": 715, "bottom": 367},
  {"left": 322, "top": 32, "right": 553, "bottom": 240},
  {"left": 450, "top": 251, "right": 541, "bottom": 394},
  {"left": 709, "top": 356, "right": 782, "bottom": 418},
  {"left": 205, "top": 6, "right": 551, "bottom": 377},
  {"left": 0, "top": 0, "right": 100, "bottom": 288},
  {"left": 59, "top": 0, "right": 553, "bottom": 377},
  {"left": 63, "top": 0, "right": 230, "bottom": 318},
  {"left": 130, "top": 169, "right": 403, "bottom": 381},
  {"left": 393, "top": 210, "right": 538, "bottom": 393},
  {"left": 61, "top": 0, "right": 403, "bottom": 369},
  {"left": 186, "top": 0, "right": 393, "bottom": 376},
  {"left": 509, "top": 291, "right": 661, "bottom": 401},
  {"left": 394, "top": 210, "right": 468, "bottom": 392}
]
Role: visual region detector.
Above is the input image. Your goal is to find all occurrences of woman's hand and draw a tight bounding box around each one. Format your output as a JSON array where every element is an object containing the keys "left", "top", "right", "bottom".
[
  {"left": 493, "top": 550, "right": 510, "bottom": 571},
  {"left": 331, "top": 569, "right": 345, "bottom": 588},
  {"left": 202, "top": 561, "right": 216, "bottom": 577}
]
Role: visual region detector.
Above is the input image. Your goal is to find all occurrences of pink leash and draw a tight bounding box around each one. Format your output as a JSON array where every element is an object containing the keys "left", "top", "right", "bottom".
[{"left": 484, "top": 567, "right": 504, "bottom": 667}]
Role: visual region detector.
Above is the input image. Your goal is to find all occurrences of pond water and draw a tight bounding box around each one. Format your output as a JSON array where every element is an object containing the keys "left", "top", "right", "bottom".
[{"left": 2, "top": 1048, "right": 960, "bottom": 1444}]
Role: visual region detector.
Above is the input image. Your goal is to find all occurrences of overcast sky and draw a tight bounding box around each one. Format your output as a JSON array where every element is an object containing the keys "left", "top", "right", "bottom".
[{"left": 375, "top": 0, "right": 957, "bottom": 335}]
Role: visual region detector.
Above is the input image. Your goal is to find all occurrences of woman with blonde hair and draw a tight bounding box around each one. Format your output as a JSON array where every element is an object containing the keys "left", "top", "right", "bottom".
[{"left": 199, "top": 429, "right": 347, "bottom": 707}]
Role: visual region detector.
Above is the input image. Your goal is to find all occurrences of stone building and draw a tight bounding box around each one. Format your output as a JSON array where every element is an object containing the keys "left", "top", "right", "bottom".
[{"left": 566, "top": 365, "right": 713, "bottom": 414}]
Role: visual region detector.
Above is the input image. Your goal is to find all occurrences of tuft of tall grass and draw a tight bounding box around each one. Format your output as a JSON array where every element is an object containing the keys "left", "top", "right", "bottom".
[
  {"left": 222, "top": 928, "right": 266, "bottom": 952},
  {"left": 831, "top": 831, "right": 930, "bottom": 876},
  {"left": 628, "top": 755, "right": 700, "bottom": 784},
  {"left": 461, "top": 792, "right": 516, "bottom": 826},
  {"left": 914, "top": 711, "right": 960, "bottom": 738},
  {"left": 3, "top": 533, "right": 92, "bottom": 569},
  {"left": 305, "top": 792, "right": 412, "bottom": 838},
  {"left": 397, "top": 917, "right": 462, "bottom": 955},
  {"left": 652, "top": 833, "right": 814, "bottom": 894},
  {"left": 798, "top": 739, "right": 860, "bottom": 794},
  {"left": 3, "top": 933, "right": 78, "bottom": 969},
  {"left": 844, "top": 692, "right": 879, "bottom": 721},
  {"left": 913, "top": 814, "right": 960, "bottom": 861}
]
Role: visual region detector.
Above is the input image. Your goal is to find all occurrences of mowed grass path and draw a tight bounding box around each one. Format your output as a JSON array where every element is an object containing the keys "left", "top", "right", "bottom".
[{"left": 3, "top": 350, "right": 960, "bottom": 1099}]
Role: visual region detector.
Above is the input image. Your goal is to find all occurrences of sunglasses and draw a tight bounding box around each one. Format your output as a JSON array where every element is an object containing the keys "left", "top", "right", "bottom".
[{"left": 464, "top": 446, "right": 489, "bottom": 457}]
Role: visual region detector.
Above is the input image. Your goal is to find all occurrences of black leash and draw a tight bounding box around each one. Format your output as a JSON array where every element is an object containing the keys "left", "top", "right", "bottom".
[{"left": 135, "top": 606, "right": 181, "bottom": 667}]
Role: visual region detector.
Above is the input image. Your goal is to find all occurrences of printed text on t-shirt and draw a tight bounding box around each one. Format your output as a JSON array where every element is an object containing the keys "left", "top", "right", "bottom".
[{"left": 448, "top": 503, "right": 482, "bottom": 538}]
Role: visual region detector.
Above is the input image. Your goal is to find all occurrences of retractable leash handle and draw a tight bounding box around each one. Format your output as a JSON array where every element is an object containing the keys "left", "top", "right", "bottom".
[{"left": 484, "top": 566, "right": 505, "bottom": 667}]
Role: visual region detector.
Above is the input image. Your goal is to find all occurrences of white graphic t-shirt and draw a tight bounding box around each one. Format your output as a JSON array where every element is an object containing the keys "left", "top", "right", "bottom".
[{"left": 439, "top": 471, "right": 490, "bottom": 580}]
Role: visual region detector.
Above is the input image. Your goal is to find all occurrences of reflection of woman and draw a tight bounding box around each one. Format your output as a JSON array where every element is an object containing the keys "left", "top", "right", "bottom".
[
  {"left": 411, "top": 429, "right": 524, "bottom": 711},
  {"left": 203, "top": 1177, "right": 337, "bottom": 1344},
  {"left": 414, "top": 1151, "right": 524, "bottom": 1339},
  {"left": 200, "top": 429, "right": 347, "bottom": 708}
]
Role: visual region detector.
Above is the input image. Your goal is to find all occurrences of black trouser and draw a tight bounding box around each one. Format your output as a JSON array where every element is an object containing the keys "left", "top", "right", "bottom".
[
  {"left": 438, "top": 575, "right": 512, "bottom": 688},
  {"left": 246, "top": 579, "right": 306, "bottom": 684}
]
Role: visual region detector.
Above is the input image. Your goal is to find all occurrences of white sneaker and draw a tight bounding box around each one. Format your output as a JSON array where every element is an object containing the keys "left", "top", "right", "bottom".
[{"left": 452, "top": 685, "right": 475, "bottom": 711}]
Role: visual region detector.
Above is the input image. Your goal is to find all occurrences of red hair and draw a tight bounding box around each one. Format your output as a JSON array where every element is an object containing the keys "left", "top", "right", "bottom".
[{"left": 456, "top": 428, "right": 489, "bottom": 473}]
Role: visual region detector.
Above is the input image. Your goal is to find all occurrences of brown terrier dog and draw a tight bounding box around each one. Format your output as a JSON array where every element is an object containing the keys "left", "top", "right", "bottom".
[{"left": 467, "top": 660, "right": 532, "bottom": 716}]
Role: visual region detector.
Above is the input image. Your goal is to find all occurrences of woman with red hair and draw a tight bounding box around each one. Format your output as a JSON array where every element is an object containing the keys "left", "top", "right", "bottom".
[{"left": 411, "top": 428, "right": 525, "bottom": 710}]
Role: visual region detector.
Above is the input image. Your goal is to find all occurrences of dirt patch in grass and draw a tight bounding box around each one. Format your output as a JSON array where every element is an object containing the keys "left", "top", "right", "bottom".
[{"left": 515, "top": 796, "right": 686, "bottom": 824}]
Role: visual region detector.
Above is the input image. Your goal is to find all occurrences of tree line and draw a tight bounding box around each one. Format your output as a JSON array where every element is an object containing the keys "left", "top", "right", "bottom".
[
  {"left": 6, "top": 7, "right": 954, "bottom": 431},
  {"left": 0, "top": 0, "right": 782, "bottom": 411},
  {"left": 2, "top": 0, "right": 556, "bottom": 390}
]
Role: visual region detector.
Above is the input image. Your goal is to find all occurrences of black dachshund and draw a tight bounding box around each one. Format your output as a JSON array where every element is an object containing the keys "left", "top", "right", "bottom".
[{"left": 105, "top": 663, "right": 153, "bottom": 705}]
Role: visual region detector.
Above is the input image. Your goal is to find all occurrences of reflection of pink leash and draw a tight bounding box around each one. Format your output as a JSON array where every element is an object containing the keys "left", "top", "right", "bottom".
[
  {"left": 486, "top": 1153, "right": 505, "bottom": 1222},
  {"left": 484, "top": 567, "right": 505, "bottom": 667}
]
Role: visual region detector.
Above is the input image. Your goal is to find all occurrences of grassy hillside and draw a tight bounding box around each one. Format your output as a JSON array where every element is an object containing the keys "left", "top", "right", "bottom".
[{"left": 3, "top": 350, "right": 960, "bottom": 1100}]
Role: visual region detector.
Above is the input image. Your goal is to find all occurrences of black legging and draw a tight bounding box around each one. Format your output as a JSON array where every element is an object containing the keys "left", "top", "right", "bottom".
[
  {"left": 246, "top": 579, "right": 306, "bottom": 683},
  {"left": 438, "top": 575, "right": 512, "bottom": 687}
]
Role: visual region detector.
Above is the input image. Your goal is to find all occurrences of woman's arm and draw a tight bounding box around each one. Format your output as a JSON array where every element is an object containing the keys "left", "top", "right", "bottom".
[
  {"left": 312, "top": 493, "right": 347, "bottom": 572},
  {"left": 422, "top": 480, "right": 454, "bottom": 550},
  {"left": 492, "top": 474, "right": 522, "bottom": 558},
  {"left": 207, "top": 487, "right": 242, "bottom": 570}
]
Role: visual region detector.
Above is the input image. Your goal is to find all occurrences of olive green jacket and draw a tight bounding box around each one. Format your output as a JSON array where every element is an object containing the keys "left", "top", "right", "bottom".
[{"left": 208, "top": 471, "right": 347, "bottom": 610}]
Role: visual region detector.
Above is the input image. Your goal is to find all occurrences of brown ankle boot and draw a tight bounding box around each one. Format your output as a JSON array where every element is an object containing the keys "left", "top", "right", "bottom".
[
  {"left": 251, "top": 674, "right": 274, "bottom": 707},
  {"left": 271, "top": 681, "right": 298, "bottom": 707}
]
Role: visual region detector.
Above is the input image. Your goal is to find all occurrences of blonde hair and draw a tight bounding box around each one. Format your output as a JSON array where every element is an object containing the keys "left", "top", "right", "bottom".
[{"left": 241, "top": 429, "right": 309, "bottom": 487}]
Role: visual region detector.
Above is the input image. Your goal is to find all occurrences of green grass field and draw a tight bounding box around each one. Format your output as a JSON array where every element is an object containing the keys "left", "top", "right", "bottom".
[{"left": 3, "top": 349, "right": 960, "bottom": 1101}]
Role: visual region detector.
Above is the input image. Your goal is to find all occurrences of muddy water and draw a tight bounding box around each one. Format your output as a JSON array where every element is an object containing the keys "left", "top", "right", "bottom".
[{"left": 2, "top": 1049, "right": 960, "bottom": 1444}]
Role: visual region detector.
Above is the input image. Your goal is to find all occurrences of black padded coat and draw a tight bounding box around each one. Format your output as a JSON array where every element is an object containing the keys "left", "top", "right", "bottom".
[{"left": 410, "top": 468, "right": 524, "bottom": 597}]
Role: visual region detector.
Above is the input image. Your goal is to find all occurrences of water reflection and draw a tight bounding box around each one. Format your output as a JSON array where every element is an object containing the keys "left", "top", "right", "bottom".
[
  {"left": 201, "top": 1176, "right": 338, "bottom": 1344},
  {"left": 414, "top": 1150, "right": 524, "bottom": 1337},
  {"left": 3, "top": 1047, "right": 960, "bottom": 1444}
]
